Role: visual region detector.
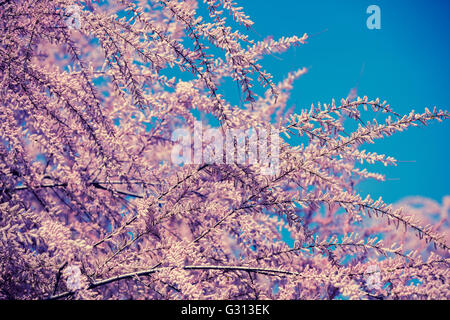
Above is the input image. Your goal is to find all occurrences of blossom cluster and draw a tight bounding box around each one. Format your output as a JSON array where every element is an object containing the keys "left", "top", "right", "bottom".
[{"left": 0, "top": 0, "right": 448, "bottom": 300}]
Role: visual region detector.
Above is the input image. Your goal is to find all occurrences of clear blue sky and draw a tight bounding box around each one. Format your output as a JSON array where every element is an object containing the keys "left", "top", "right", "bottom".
[{"left": 230, "top": 0, "right": 449, "bottom": 204}]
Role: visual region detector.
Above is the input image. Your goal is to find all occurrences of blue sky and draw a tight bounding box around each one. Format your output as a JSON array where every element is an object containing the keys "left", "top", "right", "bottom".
[{"left": 230, "top": 0, "right": 450, "bottom": 204}]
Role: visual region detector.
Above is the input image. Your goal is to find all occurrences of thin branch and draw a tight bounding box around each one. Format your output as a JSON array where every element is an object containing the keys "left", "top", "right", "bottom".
[{"left": 49, "top": 264, "right": 300, "bottom": 300}]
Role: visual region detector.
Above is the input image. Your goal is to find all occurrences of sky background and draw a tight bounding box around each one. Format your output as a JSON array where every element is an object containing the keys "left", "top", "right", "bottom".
[{"left": 224, "top": 0, "right": 450, "bottom": 204}]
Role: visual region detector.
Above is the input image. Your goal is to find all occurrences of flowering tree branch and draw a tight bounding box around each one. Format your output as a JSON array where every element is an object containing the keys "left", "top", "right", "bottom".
[{"left": 1, "top": 0, "right": 448, "bottom": 300}]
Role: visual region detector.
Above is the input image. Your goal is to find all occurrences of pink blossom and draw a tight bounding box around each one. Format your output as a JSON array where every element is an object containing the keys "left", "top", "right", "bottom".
[{"left": 0, "top": 0, "right": 448, "bottom": 300}]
